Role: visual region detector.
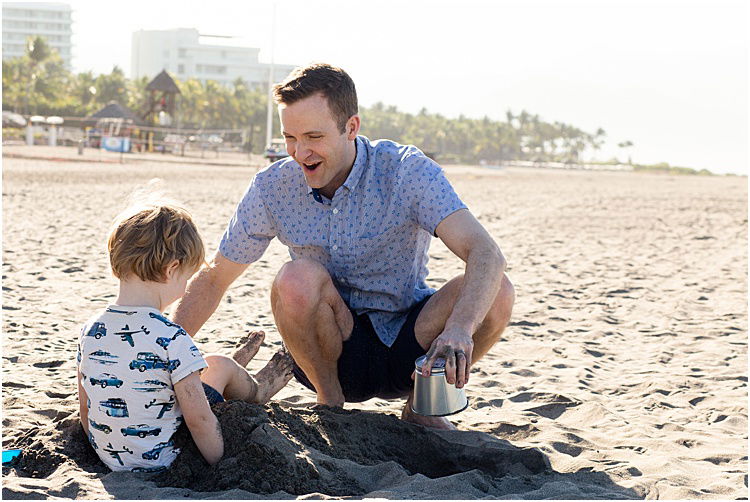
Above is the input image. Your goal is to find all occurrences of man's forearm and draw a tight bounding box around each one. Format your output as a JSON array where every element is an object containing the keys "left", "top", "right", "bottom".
[
  {"left": 172, "top": 267, "right": 228, "bottom": 337},
  {"left": 444, "top": 243, "right": 506, "bottom": 335}
]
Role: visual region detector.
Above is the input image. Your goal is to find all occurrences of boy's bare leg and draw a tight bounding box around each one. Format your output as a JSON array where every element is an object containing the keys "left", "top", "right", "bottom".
[
  {"left": 201, "top": 351, "right": 293, "bottom": 405},
  {"left": 253, "top": 349, "right": 294, "bottom": 403},
  {"left": 232, "top": 330, "right": 265, "bottom": 367}
]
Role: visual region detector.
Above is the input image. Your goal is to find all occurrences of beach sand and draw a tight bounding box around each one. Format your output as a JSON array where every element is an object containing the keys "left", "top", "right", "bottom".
[{"left": 2, "top": 150, "right": 747, "bottom": 499}]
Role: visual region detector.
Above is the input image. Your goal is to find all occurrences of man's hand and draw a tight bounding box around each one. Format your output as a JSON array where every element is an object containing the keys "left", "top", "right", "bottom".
[{"left": 421, "top": 327, "right": 474, "bottom": 388}]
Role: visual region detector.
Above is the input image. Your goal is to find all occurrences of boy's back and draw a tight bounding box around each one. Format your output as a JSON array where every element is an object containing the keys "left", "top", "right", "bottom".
[{"left": 78, "top": 305, "right": 206, "bottom": 472}]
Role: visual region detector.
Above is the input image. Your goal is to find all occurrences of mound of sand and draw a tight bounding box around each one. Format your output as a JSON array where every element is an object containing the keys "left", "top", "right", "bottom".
[{"left": 5, "top": 401, "right": 645, "bottom": 499}]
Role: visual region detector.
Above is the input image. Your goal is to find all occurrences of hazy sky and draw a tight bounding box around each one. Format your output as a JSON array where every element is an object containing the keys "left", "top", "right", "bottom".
[{"left": 62, "top": 0, "right": 747, "bottom": 174}]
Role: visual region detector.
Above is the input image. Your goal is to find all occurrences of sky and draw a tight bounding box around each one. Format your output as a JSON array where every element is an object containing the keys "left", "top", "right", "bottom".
[{"left": 59, "top": 0, "right": 749, "bottom": 174}]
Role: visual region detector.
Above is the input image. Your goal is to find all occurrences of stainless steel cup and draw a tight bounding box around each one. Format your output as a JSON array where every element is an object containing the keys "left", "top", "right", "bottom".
[{"left": 411, "top": 355, "right": 469, "bottom": 416}]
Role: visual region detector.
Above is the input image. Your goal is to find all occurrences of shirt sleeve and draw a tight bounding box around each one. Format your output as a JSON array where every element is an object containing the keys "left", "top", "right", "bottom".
[
  {"left": 410, "top": 155, "right": 468, "bottom": 236},
  {"left": 167, "top": 328, "right": 208, "bottom": 385},
  {"left": 218, "top": 174, "right": 277, "bottom": 264}
]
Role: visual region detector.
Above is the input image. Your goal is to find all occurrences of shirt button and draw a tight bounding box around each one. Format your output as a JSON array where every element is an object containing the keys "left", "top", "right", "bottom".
[
  {"left": 332, "top": 208, "right": 339, "bottom": 214},
  {"left": 332, "top": 245, "right": 338, "bottom": 251}
]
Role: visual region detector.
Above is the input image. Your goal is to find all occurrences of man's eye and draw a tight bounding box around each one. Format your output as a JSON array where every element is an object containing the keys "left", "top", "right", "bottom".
[{"left": 309, "top": 136, "right": 322, "bottom": 140}]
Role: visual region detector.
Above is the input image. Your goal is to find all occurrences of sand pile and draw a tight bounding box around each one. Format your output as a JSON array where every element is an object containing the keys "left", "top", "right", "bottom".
[{"left": 6, "top": 401, "right": 645, "bottom": 499}]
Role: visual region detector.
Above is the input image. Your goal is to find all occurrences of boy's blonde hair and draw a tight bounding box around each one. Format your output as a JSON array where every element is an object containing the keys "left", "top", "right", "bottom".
[{"left": 108, "top": 203, "right": 205, "bottom": 282}]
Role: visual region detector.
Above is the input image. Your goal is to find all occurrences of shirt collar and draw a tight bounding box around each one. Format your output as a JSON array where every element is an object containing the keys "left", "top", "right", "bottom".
[{"left": 308, "top": 136, "right": 367, "bottom": 203}]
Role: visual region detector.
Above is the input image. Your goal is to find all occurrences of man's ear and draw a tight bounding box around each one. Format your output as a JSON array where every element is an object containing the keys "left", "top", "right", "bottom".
[{"left": 346, "top": 114, "right": 361, "bottom": 141}]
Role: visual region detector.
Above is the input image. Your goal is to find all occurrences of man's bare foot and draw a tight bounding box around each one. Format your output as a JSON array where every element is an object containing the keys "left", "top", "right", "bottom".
[
  {"left": 232, "top": 331, "right": 265, "bottom": 367},
  {"left": 253, "top": 350, "right": 294, "bottom": 404},
  {"left": 401, "top": 395, "right": 458, "bottom": 430}
]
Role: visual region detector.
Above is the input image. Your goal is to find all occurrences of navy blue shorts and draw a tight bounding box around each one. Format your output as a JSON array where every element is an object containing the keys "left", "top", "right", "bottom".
[
  {"left": 202, "top": 382, "right": 225, "bottom": 405},
  {"left": 291, "top": 296, "right": 431, "bottom": 403}
]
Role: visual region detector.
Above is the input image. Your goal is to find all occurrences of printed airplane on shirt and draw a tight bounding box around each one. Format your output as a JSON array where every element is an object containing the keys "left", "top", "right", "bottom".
[{"left": 116, "top": 325, "right": 150, "bottom": 347}]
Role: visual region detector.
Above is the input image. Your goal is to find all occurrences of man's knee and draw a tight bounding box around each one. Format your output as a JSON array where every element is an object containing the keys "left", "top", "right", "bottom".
[{"left": 272, "top": 259, "right": 330, "bottom": 311}]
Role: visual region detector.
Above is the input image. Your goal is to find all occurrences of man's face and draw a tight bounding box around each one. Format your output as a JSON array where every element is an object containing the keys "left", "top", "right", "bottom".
[{"left": 279, "top": 93, "right": 358, "bottom": 195}]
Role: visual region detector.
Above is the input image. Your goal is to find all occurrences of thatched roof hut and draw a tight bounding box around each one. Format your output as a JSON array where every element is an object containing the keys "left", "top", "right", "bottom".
[
  {"left": 90, "top": 102, "right": 141, "bottom": 123},
  {"left": 146, "top": 70, "right": 181, "bottom": 94}
]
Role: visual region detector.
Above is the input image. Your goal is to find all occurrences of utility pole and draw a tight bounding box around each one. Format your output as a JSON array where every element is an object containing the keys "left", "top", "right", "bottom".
[{"left": 264, "top": 1, "right": 277, "bottom": 149}]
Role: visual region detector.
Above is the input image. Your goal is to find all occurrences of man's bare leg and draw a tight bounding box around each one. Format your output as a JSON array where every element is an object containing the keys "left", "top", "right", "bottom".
[
  {"left": 271, "top": 259, "right": 353, "bottom": 406},
  {"left": 401, "top": 273, "right": 515, "bottom": 430}
]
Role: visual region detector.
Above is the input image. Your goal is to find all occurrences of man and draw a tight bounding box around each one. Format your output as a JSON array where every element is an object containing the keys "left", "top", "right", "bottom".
[{"left": 173, "top": 63, "right": 514, "bottom": 429}]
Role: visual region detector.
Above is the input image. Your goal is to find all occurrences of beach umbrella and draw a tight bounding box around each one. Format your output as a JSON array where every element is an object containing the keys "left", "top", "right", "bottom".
[{"left": 2, "top": 111, "right": 27, "bottom": 128}]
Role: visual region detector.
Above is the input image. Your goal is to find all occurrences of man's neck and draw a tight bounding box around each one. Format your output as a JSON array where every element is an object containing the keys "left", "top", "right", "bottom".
[{"left": 320, "top": 139, "right": 357, "bottom": 199}]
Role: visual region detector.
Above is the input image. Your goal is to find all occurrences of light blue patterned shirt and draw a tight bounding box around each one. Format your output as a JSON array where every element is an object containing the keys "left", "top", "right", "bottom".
[{"left": 219, "top": 136, "right": 467, "bottom": 347}]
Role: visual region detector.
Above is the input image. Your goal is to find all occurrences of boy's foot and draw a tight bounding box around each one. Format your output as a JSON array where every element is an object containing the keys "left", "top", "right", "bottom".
[
  {"left": 253, "top": 350, "right": 294, "bottom": 404},
  {"left": 232, "top": 331, "right": 265, "bottom": 367}
]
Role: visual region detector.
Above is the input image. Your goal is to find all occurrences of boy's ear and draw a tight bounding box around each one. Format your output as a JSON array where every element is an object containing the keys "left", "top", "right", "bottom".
[{"left": 164, "top": 259, "right": 181, "bottom": 280}]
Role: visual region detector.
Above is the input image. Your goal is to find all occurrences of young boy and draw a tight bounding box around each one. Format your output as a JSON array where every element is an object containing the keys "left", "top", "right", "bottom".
[{"left": 77, "top": 202, "right": 293, "bottom": 472}]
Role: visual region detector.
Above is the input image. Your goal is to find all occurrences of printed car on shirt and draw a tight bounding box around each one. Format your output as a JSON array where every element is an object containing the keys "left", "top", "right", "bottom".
[
  {"left": 129, "top": 352, "right": 180, "bottom": 372},
  {"left": 89, "top": 373, "right": 123, "bottom": 388},
  {"left": 99, "top": 397, "right": 129, "bottom": 417},
  {"left": 89, "top": 419, "right": 112, "bottom": 434},
  {"left": 86, "top": 322, "right": 107, "bottom": 339},
  {"left": 141, "top": 440, "right": 174, "bottom": 460},
  {"left": 121, "top": 423, "right": 162, "bottom": 438}
]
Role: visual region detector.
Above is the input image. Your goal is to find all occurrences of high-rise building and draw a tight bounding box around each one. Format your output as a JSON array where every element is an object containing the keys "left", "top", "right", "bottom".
[
  {"left": 131, "top": 28, "right": 295, "bottom": 88},
  {"left": 2, "top": 2, "right": 73, "bottom": 68}
]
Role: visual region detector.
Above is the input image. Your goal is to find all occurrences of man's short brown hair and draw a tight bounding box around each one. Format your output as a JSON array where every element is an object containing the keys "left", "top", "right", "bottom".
[
  {"left": 273, "top": 63, "right": 358, "bottom": 133},
  {"left": 107, "top": 204, "right": 205, "bottom": 282}
]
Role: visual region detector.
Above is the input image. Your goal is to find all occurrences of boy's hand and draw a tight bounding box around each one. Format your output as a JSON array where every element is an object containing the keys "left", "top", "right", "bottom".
[{"left": 174, "top": 372, "right": 223, "bottom": 465}]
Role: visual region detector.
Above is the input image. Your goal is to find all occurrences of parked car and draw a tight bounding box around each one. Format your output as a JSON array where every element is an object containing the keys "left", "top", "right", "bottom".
[
  {"left": 264, "top": 138, "right": 289, "bottom": 162},
  {"left": 90, "top": 373, "right": 123, "bottom": 388},
  {"left": 121, "top": 424, "right": 162, "bottom": 438}
]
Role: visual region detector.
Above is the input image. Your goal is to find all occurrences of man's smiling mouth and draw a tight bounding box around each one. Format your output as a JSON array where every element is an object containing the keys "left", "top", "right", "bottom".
[{"left": 303, "top": 161, "right": 322, "bottom": 172}]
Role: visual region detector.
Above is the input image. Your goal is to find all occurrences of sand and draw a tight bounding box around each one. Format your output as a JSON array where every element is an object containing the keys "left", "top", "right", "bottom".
[{"left": 2, "top": 147, "right": 747, "bottom": 499}]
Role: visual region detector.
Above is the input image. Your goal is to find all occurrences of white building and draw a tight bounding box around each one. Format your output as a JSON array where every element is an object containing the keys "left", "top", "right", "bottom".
[
  {"left": 131, "top": 28, "right": 296, "bottom": 88},
  {"left": 2, "top": 2, "right": 73, "bottom": 68}
]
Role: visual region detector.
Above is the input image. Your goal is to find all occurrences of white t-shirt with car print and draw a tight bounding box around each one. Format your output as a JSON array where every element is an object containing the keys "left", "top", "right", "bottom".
[{"left": 77, "top": 305, "right": 207, "bottom": 472}]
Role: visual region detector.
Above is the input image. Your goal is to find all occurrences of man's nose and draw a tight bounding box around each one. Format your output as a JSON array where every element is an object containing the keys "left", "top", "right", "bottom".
[{"left": 295, "top": 141, "right": 312, "bottom": 160}]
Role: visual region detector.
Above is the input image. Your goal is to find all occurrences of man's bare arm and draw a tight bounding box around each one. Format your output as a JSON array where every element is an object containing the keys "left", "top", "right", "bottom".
[
  {"left": 437, "top": 208, "right": 506, "bottom": 340},
  {"left": 172, "top": 251, "right": 249, "bottom": 336},
  {"left": 422, "top": 209, "right": 506, "bottom": 382}
]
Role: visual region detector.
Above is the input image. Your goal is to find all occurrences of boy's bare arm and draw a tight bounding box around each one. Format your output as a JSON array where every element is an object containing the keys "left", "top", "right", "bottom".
[
  {"left": 173, "top": 252, "right": 249, "bottom": 337},
  {"left": 78, "top": 369, "right": 89, "bottom": 435},
  {"left": 173, "top": 372, "right": 223, "bottom": 465}
]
